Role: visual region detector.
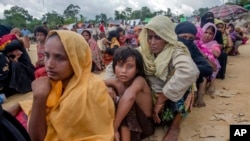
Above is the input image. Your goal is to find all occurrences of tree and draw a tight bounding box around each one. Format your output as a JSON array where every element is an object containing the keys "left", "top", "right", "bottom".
[
  {"left": 29, "top": 18, "right": 43, "bottom": 32},
  {"left": 43, "top": 11, "right": 64, "bottom": 29},
  {"left": 3, "top": 6, "right": 33, "bottom": 28},
  {"left": 63, "top": 4, "right": 80, "bottom": 21},
  {"left": 140, "top": 7, "right": 153, "bottom": 20},
  {"left": 125, "top": 7, "right": 132, "bottom": 20},
  {"left": 79, "top": 14, "right": 87, "bottom": 22},
  {"left": 197, "top": 7, "right": 209, "bottom": 16},
  {"left": 131, "top": 10, "right": 142, "bottom": 19},
  {"left": 225, "top": 0, "right": 250, "bottom": 5},
  {"left": 166, "top": 8, "right": 172, "bottom": 17}
]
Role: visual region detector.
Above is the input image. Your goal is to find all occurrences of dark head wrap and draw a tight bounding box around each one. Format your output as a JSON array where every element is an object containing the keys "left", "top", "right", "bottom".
[
  {"left": 201, "top": 12, "right": 215, "bottom": 27},
  {"left": 175, "top": 21, "right": 197, "bottom": 36},
  {"left": 107, "top": 30, "right": 119, "bottom": 42},
  {"left": 0, "top": 25, "right": 12, "bottom": 38},
  {"left": 175, "top": 21, "right": 198, "bottom": 58},
  {"left": 3, "top": 39, "right": 23, "bottom": 54}
]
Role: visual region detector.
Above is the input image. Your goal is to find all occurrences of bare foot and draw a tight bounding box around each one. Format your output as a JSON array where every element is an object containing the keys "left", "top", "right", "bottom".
[
  {"left": 207, "top": 86, "right": 216, "bottom": 99},
  {"left": 194, "top": 94, "right": 206, "bottom": 107},
  {"left": 162, "top": 127, "right": 180, "bottom": 141},
  {"left": 210, "top": 92, "right": 216, "bottom": 99},
  {"left": 207, "top": 85, "right": 215, "bottom": 94}
]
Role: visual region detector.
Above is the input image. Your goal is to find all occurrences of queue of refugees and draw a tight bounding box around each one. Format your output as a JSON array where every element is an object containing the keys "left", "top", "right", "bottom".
[{"left": 0, "top": 11, "right": 249, "bottom": 141}]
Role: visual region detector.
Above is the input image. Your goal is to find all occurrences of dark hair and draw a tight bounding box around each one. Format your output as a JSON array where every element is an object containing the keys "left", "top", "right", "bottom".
[
  {"left": 107, "top": 30, "right": 119, "bottom": 41},
  {"left": 214, "top": 31, "right": 223, "bottom": 45},
  {"left": 116, "top": 27, "right": 124, "bottom": 35},
  {"left": 206, "top": 25, "right": 216, "bottom": 36},
  {"left": 112, "top": 47, "right": 145, "bottom": 78},
  {"left": 82, "top": 30, "right": 91, "bottom": 36},
  {"left": 201, "top": 12, "right": 214, "bottom": 27},
  {"left": 34, "top": 26, "right": 48, "bottom": 37}
]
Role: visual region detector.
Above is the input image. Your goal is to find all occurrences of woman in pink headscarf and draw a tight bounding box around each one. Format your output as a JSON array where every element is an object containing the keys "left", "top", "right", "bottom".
[{"left": 195, "top": 22, "right": 221, "bottom": 97}]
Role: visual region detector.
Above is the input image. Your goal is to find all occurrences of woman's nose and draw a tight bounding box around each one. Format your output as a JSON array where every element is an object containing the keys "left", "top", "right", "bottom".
[{"left": 46, "top": 58, "right": 54, "bottom": 69}]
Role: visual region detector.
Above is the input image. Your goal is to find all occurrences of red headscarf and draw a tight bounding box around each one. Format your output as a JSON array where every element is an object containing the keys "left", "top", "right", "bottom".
[{"left": 0, "top": 34, "right": 17, "bottom": 51}]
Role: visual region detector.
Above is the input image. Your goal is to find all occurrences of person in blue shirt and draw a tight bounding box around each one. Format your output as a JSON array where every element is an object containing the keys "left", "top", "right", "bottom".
[{"left": 21, "top": 26, "right": 31, "bottom": 51}]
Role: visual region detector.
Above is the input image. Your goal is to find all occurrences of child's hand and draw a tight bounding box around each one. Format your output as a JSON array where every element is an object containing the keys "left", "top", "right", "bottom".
[
  {"left": 32, "top": 76, "right": 51, "bottom": 99},
  {"left": 114, "top": 130, "right": 120, "bottom": 141}
]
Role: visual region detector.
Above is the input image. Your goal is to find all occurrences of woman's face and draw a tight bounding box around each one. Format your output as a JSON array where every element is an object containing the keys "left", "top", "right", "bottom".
[
  {"left": 45, "top": 36, "right": 74, "bottom": 84},
  {"left": 147, "top": 29, "right": 167, "bottom": 56},
  {"left": 178, "top": 33, "right": 195, "bottom": 41},
  {"left": 202, "top": 27, "right": 215, "bottom": 43},
  {"left": 216, "top": 23, "right": 225, "bottom": 32},
  {"left": 82, "top": 31, "right": 90, "bottom": 41}
]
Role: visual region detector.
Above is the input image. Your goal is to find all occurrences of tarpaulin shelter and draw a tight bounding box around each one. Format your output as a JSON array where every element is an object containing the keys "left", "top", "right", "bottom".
[
  {"left": 209, "top": 4, "right": 249, "bottom": 19},
  {"left": 143, "top": 18, "right": 152, "bottom": 23},
  {"left": 244, "top": 4, "right": 250, "bottom": 10}
]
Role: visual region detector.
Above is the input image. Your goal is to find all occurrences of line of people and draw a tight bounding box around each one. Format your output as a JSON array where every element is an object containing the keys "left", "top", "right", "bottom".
[{"left": 0, "top": 12, "right": 248, "bottom": 141}]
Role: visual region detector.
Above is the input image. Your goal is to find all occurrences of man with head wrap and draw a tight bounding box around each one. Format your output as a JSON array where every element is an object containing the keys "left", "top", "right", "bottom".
[{"left": 175, "top": 21, "right": 213, "bottom": 107}]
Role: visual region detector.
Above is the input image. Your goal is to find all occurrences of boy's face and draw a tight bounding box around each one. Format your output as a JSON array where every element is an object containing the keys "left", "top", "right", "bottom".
[
  {"left": 115, "top": 56, "right": 137, "bottom": 84},
  {"left": 36, "top": 32, "right": 46, "bottom": 42}
]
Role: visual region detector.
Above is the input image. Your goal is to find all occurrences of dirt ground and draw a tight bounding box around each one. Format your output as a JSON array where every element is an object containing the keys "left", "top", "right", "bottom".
[{"left": 2, "top": 39, "right": 250, "bottom": 141}]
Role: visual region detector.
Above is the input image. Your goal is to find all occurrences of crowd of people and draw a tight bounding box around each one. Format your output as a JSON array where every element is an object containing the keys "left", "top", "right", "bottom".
[{"left": 0, "top": 11, "right": 249, "bottom": 141}]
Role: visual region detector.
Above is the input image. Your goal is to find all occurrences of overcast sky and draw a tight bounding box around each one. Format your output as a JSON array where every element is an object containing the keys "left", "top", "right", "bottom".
[{"left": 0, "top": 0, "right": 226, "bottom": 20}]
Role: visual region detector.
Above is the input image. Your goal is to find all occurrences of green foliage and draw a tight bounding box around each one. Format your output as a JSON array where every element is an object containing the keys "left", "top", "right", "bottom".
[
  {"left": 3, "top": 6, "right": 33, "bottom": 29},
  {"left": 63, "top": 4, "right": 80, "bottom": 21},
  {"left": 197, "top": 7, "right": 209, "bottom": 16},
  {"left": 29, "top": 18, "right": 42, "bottom": 33},
  {"left": 4, "top": 2, "right": 249, "bottom": 31},
  {"left": 43, "top": 11, "right": 64, "bottom": 29},
  {"left": 225, "top": 0, "right": 250, "bottom": 5}
]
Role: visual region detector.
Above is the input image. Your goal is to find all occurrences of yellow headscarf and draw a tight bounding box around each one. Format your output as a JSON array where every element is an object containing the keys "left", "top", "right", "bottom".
[
  {"left": 139, "top": 15, "right": 189, "bottom": 81},
  {"left": 215, "top": 19, "right": 225, "bottom": 29},
  {"left": 45, "top": 30, "right": 115, "bottom": 141}
]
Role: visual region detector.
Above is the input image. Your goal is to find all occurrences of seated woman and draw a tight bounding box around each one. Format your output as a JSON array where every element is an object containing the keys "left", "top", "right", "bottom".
[
  {"left": 28, "top": 30, "right": 115, "bottom": 141},
  {"left": 106, "top": 16, "right": 199, "bottom": 141},
  {"left": 215, "top": 19, "right": 233, "bottom": 54},
  {"left": 104, "top": 47, "right": 154, "bottom": 141},
  {"left": 81, "top": 29, "right": 104, "bottom": 73},
  {"left": 0, "top": 34, "right": 35, "bottom": 97},
  {"left": 195, "top": 23, "right": 221, "bottom": 98},
  {"left": 175, "top": 21, "right": 213, "bottom": 107}
]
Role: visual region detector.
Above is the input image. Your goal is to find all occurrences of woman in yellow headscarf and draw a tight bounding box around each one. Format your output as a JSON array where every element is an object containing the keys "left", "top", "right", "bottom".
[{"left": 28, "top": 30, "right": 115, "bottom": 141}]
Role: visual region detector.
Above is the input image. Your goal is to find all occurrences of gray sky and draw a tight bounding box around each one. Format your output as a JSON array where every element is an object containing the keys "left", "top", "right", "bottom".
[{"left": 0, "top": 0, "right": 226, "bottom": 19}]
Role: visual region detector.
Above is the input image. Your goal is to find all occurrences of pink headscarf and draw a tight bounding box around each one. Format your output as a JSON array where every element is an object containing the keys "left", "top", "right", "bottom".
[{"left": 195, "top": 22, "right": 220, "bottom": 63}]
